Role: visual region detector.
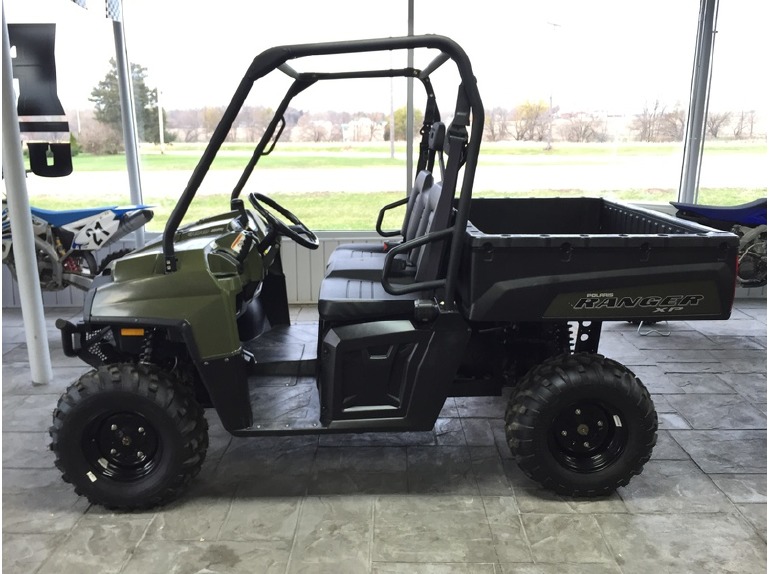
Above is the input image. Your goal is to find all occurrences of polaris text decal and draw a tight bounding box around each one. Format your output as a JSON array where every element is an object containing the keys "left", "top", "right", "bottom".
[{"left": 574, "top": 293, "right": 704, "bottom": 314}]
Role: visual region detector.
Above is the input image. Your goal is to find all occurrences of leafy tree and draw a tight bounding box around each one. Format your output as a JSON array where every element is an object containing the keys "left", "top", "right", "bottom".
[
  {"left": 90, "top": 59, "right": 175, "bottom": 146},
  {"left": 388, "top": 106, "right": 424, "bottom": 141},
  {"left": 512, "top": 101, "right": 549, "bottom": 141}
]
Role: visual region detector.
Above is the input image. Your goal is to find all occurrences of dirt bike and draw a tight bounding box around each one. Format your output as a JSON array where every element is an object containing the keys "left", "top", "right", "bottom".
[
  {"left": 671, "top": 198, "right": 767, "bottom": 288},
  {"left": 2, "top": 199, "right": 153, "bottom": 291}
]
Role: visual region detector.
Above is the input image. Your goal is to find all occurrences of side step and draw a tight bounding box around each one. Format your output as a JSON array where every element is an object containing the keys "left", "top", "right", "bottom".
[{"left": 234, "top": 374, "right": 324, "bottom": 435}]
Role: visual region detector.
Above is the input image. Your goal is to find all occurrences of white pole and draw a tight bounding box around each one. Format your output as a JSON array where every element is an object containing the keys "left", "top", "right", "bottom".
[
  {"left": 2, "top": 7, "right": 53, "bottom": 385},
  {"left": 112, "top": 15, "right": 145, "bottom": 246},
  {"left": 389, "top": 50, "right": 395, "bottom": 160},
  {"left": 679, "top": 0, "right": 719, "bottom": 204},
  {"left": 405, "top": 0, "right": 414, "bottom": 193}
]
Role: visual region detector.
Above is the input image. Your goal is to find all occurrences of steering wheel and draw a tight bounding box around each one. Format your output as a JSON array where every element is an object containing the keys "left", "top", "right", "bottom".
[{"left": 248, "top": 192, "right": 319, "bottom": 250}]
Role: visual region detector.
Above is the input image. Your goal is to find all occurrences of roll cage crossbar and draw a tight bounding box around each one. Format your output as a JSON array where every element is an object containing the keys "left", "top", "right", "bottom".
[{"left": 162, "top": 35, "right": 484, "bottom": 306}]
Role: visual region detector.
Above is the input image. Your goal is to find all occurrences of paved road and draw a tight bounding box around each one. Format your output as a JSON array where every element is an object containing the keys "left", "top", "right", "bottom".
[{"left": 18, "top": 152, "right": 766, "bottom": 201}]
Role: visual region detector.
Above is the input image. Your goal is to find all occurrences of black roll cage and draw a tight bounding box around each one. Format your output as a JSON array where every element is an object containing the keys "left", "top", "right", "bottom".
[{"left": 162, "top": 34, "right": 484, "bottom": 309}]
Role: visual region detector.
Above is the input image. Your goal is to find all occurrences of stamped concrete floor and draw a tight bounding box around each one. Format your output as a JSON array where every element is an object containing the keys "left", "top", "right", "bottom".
[{"left": 2, "top": 302, "right": 767, "bottom": 574}]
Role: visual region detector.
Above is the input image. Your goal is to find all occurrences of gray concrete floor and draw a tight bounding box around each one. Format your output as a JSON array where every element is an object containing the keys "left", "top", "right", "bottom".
[{"left": 2, "top": 302, "right": 767, "bottom": 574}]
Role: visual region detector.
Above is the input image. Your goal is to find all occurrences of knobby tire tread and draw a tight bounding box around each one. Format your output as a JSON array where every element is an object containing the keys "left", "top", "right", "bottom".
[
  {"left": 505, "top": 352, "right": 657, "bottom": 497},
  {"left": 50, "top": 363, "right": 208, "bottom": 510}
]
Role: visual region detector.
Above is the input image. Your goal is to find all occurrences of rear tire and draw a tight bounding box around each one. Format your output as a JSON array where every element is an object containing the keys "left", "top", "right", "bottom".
[
  {"left": 505, "top": 353, "right": 657, "bottom": 496},
  {"left": 50, "top": 363, "right": 208, "bottom": 510}
]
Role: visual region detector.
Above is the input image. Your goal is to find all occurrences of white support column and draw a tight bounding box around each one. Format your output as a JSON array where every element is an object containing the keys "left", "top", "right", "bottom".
[
  {"left": 679, "top": 0, "right": 719, "bottom": 204},
  {"left": 2, "top": 7, "right": 52, "bottom": 385},
  {"left": 405, "top": 0, "right": 414, "bottom": 194},
  {"left": 112, "top": 16, "right": 145, "bottom": 247}
]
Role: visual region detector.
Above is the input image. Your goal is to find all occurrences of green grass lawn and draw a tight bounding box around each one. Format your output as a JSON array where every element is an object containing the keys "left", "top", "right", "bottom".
[
  {"left": 72, "top": 140, "right": 767, "bottom": 172},
  {"left": 71, "top": 152, "right": 402, "bottom": 172},
  {"left": 36, "top": 141, "right": 767, "bottom": 231},
  {"left": 27, "top": 187, "right": 766, "bottom": 233}
]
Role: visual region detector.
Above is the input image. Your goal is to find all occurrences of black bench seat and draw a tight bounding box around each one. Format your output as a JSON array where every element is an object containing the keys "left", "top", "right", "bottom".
[{"left": 318, "top": 276, "right": 422, "bottom": 322}]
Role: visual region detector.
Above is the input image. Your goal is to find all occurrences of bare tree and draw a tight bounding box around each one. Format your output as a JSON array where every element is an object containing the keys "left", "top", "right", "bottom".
[
  {"left": 706, "top": 111, "right": 732, "bottom": 139},
  {"left": 235, "top": 106, "right": 275, "bottom": 142},
  {"left": 631, "top": 100, "right": 666, "bottom": 142},
  {"left": 733, "top": 111, "right": 747, "bottom": 139},
  {"left": 559, "top": 112, "right": 605, "bottom": 143},
  {"left": 293, "top": 114, "right": 332, "bottom": 142},
  {"left": 349, "top": 112, "right": 385, "bottom": 142},
  {"left": 201, "top": 107, "right": 227, "bottom": 139},
  {"left": 167, "top": 108, "right": 204, "bottom": 142},
  {"left": 746, "top": 110, "right": 757, "bottom": 138},
  {"left": 78, "top": 118, "right": 124, "bottom": 154},
  {"left": 734, "top": 110, "right": 758, "bottom": 139},
  {"left": 484, "top": 107, "right": 510, "bottom": 142},
  {"left": 326, "top": 111, "right": 351, "bottom": 142},
  {"left": 659, "top": 107, "right": 686, "bottom": 141}
]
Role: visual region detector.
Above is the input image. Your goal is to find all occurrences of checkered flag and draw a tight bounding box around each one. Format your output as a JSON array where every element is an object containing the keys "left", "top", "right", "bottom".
[
  {"left": 105, "top": 0, "right": 122, "bottom": 22},
  {"left": 70, "top": 0, "right": 122, "bottom": 21}
]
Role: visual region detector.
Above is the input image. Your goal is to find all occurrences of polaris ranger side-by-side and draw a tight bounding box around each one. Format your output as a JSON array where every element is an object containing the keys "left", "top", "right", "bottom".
[{"left": 51, "top": 36, "right": 739, "bottom": 509}]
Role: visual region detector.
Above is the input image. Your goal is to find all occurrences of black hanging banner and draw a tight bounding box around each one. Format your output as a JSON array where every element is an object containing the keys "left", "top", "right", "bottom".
[{"left": 7, "top": 23, "right": 73, "bottom": 177}]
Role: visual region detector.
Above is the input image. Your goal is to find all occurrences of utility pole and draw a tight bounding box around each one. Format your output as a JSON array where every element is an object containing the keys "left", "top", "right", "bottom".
[
  {"left": 545, "top": 21, "right": 561, "bottom": 151},
  {"left": 158, "top": 87, "right": 165, "bottom": 154}
]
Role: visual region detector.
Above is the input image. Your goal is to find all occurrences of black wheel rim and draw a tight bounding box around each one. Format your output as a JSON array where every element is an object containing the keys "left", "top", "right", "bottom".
[
  {"left": 83, "top": 412, "right": 161, "bottom": 482},
  {"left": 548, "top": 401, "right": 627, "bottom": 473}
]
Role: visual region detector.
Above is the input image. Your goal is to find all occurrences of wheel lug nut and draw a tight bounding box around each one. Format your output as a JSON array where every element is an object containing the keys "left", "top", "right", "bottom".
[{"left": 111, "top": 424, "right": 118, "bottom": 431}]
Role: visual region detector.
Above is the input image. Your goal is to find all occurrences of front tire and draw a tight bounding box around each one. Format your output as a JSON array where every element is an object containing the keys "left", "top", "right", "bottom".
[
  {"left": 50, "top": 363, "right": 208, "bottom": 510},
  {"left": 505, "top": 353, "right": 657, "bottom": 496}
]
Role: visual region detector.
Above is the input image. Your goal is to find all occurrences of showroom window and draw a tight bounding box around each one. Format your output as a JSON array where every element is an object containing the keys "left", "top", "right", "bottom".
[
  {"left": 6, "top": 0, "right": 764, "bottom": 232},
  {"left": 696, "top": 0, "right": 767, "bottom": 205}
]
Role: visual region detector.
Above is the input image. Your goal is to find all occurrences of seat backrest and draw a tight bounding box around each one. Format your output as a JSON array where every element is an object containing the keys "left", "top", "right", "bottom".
[
  {"left": 411, "top": 118, "right": 467, "bottom": 284},
  {"left": 401, "top": 170, "right": 434, "bottom": 241},
  {"left": 399, "top": 122, "right": 445, "bottom": 242},
  {"left": 406, "top": 181, "right": 442, "bottom": 266},
  {"left": 413, "top": 180, "right": 454, "bottom": 280}
]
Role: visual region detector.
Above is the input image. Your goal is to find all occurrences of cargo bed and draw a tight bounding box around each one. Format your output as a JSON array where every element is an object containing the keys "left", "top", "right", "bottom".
[{"left": 458, "top": 197, "right": 739, "bottom": 322}]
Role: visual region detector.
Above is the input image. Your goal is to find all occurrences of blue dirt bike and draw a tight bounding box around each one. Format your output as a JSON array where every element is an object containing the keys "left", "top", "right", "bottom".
[
  {"left": 671, "top": 197, "right": 767, "bottom": 288},
  {"left": 2, "top": 200, "right": 153, "bottom": 291}
]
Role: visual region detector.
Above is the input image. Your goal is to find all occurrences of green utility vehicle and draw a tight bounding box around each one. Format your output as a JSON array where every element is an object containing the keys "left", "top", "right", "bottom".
[{"left": 52, "top": 36, "right": 739, "bottom": 509}]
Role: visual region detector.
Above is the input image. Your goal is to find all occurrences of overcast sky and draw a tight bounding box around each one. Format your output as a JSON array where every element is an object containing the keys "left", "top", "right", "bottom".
[{"left": 5, "top": 0, "right": 766, "bottom": 115}]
